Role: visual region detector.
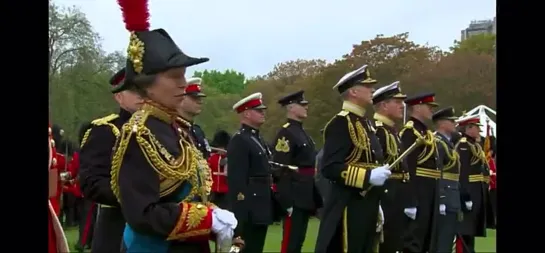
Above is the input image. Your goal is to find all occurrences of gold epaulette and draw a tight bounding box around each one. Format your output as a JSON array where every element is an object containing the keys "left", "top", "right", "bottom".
[
  {"left": 80, "top": 113, "right": 120, "bottom": 148},
  {"left": 337, "top": 110, "right": 349, "bottom": 117},
  {"left": 375, "top": 120, "right": 383, "bottom": 127},
  {"left": 91, "top": 114, "right": 119, "bottom": 126},
  {"left": 283, "top": 122, "right": 290, "bottom": 128}
]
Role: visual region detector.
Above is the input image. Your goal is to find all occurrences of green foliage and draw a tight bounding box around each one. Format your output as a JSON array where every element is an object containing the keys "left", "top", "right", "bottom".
[
  {"left": 193, "top": 69, "right": 247, "bottom": 94},
  {"left": 451, "top": 33, "right": 496, "bottom": 56}
]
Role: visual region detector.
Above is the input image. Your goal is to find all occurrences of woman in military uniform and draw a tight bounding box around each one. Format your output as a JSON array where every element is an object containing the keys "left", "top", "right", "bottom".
[{"left": 110, "top": 0, "right": 238, "bottom": 252}]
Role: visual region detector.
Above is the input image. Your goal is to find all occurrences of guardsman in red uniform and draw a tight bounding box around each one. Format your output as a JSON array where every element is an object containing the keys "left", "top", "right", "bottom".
[
  {"left": 208, "top": 130, "right": 231, "bottom": 209},
  {"left": 49, "top": 125, "right": 65, "bottom": 215},
  {"left": 49, "top": 124, "right": 70, "bottom": 253},
  {"left": 454, "top": 115, "right": 491, "bottom": 253}
]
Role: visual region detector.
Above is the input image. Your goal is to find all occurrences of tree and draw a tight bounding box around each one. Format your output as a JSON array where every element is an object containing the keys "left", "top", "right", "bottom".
[
  {"left": 193, "top": 69, "right": 247, "bottom": 94},
  {"left": 450, "top": 33, "right": 496, "bottom": 56},
  {"left": 399, "top": 51, "right": 496, "bottom": 112},
  {"left": 49, "top": 2, "right": 100, "bottom": 82},
  {"left": 342, "top": 33, "right": 444, "bottom": 84},
  {"left": 49, "top": 1, "right": 119, "bottom": 141}
]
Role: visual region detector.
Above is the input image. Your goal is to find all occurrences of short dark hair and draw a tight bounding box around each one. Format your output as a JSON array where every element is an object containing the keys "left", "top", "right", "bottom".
[{"left": 126, "top": 74, "right": 158, "bottom": 98}]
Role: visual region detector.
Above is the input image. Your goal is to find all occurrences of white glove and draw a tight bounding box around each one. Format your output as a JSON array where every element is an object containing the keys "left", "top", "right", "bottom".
[
  {"left": 376, "top": 205, "right": 385, "bottom": 232},
  {"left": 439, "top": 204, "right": 446, "bottom": 215},
  {"left": 465, "top": 201, "right": 473, "bottom": 211},
  {"left": 369, "top": 164, "right": 392, "bottom": 186},
  {"left": 404, "top": 207, "right": 417, "bottom": 220},
  {"left": 212, "top": 208, "right": 238, "bottom": 250},
  {"left": 286, "top": 207, "right": 293, "bottom": 217}
]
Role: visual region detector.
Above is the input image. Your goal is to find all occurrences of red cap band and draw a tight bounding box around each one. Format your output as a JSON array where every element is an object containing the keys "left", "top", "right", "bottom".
[
  {"left": 185, "top": 84, "right": 201, "bottom": 93},
  {"left": 235, "top": 98, "right": 262, "bottom": 113},
  {"left": 458, "top": 118, "right": 480, "bottom": 126}
]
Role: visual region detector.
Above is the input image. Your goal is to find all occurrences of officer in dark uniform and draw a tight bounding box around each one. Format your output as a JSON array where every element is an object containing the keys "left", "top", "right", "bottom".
[
  {"left": 314, "top": 65, "right": 391, "bottom": 253},
  {"left": 109, "top": 1, "right": 237, "bottom": 252},
  {"left": 399, "top": 92, "right": 440, "bottom": 253},
  {"left": 272, "top": 90, "right": 323, "bottom": 253},
  {"left": 455, "top": 115, "right": 490, "bottom": 253},
  {"left": 78, "top": 68, "right": 143, "bottom": 253},
  {"left": 178, "top": 77, "right": 211, "bottom": 158},
  {"left": 432, "top": 107, "right": 462, "bottom": 253},
  {"left": 371, "top": 81, "right": 408, "bottom": 253},
  {"left": 227, "top": 92, "right": 276, "bottom": 253}
]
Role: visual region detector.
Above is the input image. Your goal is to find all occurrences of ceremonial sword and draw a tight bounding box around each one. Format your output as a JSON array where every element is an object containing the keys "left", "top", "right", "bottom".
[{"left": 360, "top": 137, "right": 424, "bottom": 197}]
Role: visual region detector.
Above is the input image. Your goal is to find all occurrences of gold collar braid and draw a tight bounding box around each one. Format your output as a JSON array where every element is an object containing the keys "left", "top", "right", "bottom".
[{"left": 110, "top": 105, "right": 213, "bottom": 204}]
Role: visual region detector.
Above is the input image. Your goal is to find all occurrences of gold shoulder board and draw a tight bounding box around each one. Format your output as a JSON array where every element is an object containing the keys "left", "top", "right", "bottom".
[
  {"left": 282, "top": 122, "right": 290, "bottom": 128},
  {"left": 337, "top": 110, "right": 349, "bottom": 117},
  {"left": 404, "top": 120, "right": 414, "bottom": 129},
  {"left": 375, "top": 121, "right": 383, "bottom": 127},
  {"left": 91, "top": 114, "right": 119, "bottom": 126}
]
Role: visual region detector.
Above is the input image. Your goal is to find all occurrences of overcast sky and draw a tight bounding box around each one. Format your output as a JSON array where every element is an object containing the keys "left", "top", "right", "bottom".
[{"left": 56, "top": 0, "right": 495, "bottom": 78}]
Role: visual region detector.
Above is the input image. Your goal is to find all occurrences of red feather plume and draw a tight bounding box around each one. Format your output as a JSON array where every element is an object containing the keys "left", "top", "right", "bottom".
[{"left": 117, "top": 0, "right": 150, "bottom": 31}]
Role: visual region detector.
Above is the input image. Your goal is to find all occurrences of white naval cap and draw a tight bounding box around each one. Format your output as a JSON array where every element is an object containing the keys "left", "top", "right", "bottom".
[
  {"left": 372, "top": 81, "right": 407, "bottom": 104},
  {"left": 232, "top": 92, "right": 267, "bottom": 113},
  {"left": 332, "top": 64, "right": 377, "bottom": 93}
]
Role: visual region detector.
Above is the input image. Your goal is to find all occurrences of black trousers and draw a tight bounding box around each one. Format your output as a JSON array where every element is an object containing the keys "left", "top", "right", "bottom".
[
  {"left": 434, "top": 212, "right": 457, "bottom": 253},
  {"left": 92, "top": 206, "right": 126, "bottom": 253},
  {"left": 238, "top": 221, "right": 268, "bottom": 253},
  {"left": 76, "top": 199, "right": 97, "bottom": 250},
  {"left": 61, "top": 193, "right": 78, "bottom": 227},
  {"left": 281, "top": 207, "right": 311, "bottom": 253}
]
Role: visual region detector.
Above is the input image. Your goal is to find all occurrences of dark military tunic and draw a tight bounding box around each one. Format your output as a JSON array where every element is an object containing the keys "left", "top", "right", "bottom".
[
  {"left": 435, "top": 132, "right": 462, "bottom": 253},
  {"left": 272, "top": 118, "right": 323, "bottom": 253},
  {"left": 112, "top": 104, "right": 215, "bottom": 253},
  {"left": 372, "top": 113, "right": 409, "bottom": 253},
  {"left": 190, "top": 123, "right": 211, "bottom": 158},
  {"left": 79, "top": 109, "right": 132, "bottom": 253},
  {"left": 227, "top": 124, "right": 275, "bottom": 253},
  {"left": 400, "top": 117, "right": 440, "bottom": 253},
  {"left": 314, "top": 104, "right": 384, "bottom": 253},
  {"left": 455, "top": 133, "right": 490, "bottom": 252}
]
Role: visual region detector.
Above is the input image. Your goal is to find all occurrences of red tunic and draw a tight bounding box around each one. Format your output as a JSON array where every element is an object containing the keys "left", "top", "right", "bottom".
[
  {"left": 48, "top": 124, "right": 69, "bottom": 253},
  {"left": 208, "top": 152, "right": 228, "bottom": 193},
  {"left": 62, "top": 152, "right": 83, "bottom": 198},
  {"left": 488, "top": 157, "right": 496, "bottom": 190}
]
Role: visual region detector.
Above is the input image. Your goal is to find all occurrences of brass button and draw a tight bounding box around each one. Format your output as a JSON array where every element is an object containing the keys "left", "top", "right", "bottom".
[
  {"left": 48, "top": 127, "right": 52, "bottom": 135},
  {"left": 384, "top": 189, "right": 388, "bottom": 193},
  {"left": 52, "top": 158, "right": 57, "bottom": 166},
  {"left": 51, "top": 140, "right": 55, "bottom": 148},
  {"left": 196, "top": 204, "right": 204, "bottom": 209}
]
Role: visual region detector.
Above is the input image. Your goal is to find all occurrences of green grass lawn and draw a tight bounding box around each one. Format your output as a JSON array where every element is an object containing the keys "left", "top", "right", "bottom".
[{"left": 64, "top": 219, "right": 496, "bottom": 252}]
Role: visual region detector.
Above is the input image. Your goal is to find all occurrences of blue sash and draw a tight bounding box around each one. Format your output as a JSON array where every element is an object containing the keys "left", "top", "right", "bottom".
[{"left": 123, "top": 181, "right": 196, "bottom": 253}]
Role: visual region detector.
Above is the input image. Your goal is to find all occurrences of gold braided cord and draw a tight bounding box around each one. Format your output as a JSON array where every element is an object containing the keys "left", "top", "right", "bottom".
[
  {"left": 468, "top": 142, "right": 487, "bottom": 166},
  {"left": 80, "top": 128, "right": 93, "bottom": 149},
  {"left": 110, "top": 107, "right": 212, "bottom": 204},
  {"left": 380, "top": 127, "right": 399, "bottom": 169},
  {"left": 437, "top": 139, "right": 459, "bottom": 171}
]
